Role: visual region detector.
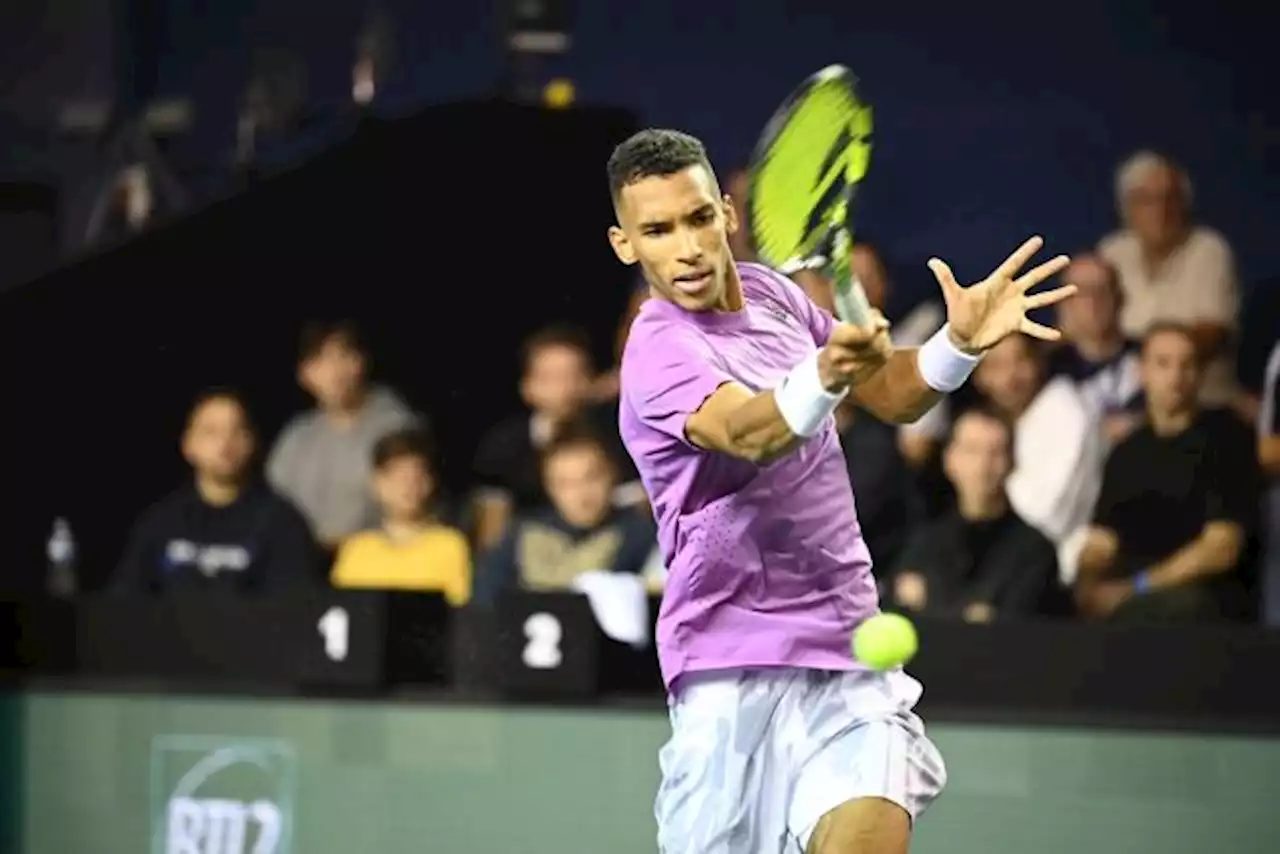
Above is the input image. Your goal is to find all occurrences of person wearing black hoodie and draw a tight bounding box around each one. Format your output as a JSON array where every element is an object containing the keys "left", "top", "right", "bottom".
[{"left": 114, "top": 389, "right": 319, "bottom": 592}]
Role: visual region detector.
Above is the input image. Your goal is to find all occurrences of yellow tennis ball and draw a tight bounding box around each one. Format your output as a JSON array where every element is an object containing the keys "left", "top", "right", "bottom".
[
  {"left": 543, "top": 78, "right": 576, "bottom": 109},
  {"left": 852, "top": 613, "right": 918, "bottom": 670}
]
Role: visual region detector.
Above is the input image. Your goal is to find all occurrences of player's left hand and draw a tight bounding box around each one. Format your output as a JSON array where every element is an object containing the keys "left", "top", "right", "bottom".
[{"left": 927, "top": 235, "right": 1077, "bottom": 354}]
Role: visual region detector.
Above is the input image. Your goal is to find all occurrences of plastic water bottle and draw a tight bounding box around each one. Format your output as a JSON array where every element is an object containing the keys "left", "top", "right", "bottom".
[{"left": 46, "top": 517, "right": 78, "bottom": 597}]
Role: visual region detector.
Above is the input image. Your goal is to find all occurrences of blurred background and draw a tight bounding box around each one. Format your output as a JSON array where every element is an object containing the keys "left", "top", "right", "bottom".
[{"left": 0, "top": 0, "right": 1278, "bottom": 852}]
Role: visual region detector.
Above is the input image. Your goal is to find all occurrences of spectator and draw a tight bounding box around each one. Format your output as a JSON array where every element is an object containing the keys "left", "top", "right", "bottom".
[
  {"left": 973, "top": 334, "right": 1104, "bottom": 579},
  {"left": 891, "top": 406, "right": 1065, "bottom": 621},
  {"left": 1075, "top": 324, "right": 1261, "bottom": 623},
  {"left": 1098, "top": 151, "right": 1240, "bottom": 407},
  {"left": 1048, "top": 254, "right": 1143, "bottom": 444},
  {"left": 475, "top": 429, "right": 653, "bottom": 602},
  {"left": 472, "top": 324, "right": 596, "bottom": 550},
  {"left": 267, "top": 321, "right": 418, "bottom": 549},
  {"left": 331, "top": 429, "right": 471, "bottom": 605},
  {"left": 115, "top": 390, "right": 317, "bottom": 592},
  {"left": 1258, "top": 338, "right": 1280, "bottom": 624},
  {"left": 835, "top": 404, "right": 921, "bottom": 575}
]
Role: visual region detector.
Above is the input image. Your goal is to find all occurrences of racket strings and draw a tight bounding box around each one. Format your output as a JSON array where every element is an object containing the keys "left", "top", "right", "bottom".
[{"left": 750, "top": 82, "right": 872, "bottom": 269}]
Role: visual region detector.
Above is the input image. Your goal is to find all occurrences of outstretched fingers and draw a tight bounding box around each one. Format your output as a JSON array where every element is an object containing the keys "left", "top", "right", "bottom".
[
  {"left": 1024, "top": 284, "right": 1078, "bottom": 310},
  {"left": 994, "top": 235, "right": 1045, "bottom": 280},
  {"left": 927, "top": 258, "right": 963, "bottom": 298},
  {"left": 1014, "top": 256, "right": 1071, "bottom": 292},
  {"left": 1020, "top": 317, "right": 1062, "bottom": 341}
]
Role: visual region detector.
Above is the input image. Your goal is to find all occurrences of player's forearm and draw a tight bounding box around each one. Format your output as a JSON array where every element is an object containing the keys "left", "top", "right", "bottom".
[
  {"left": 851, "top": 348, "right": 942, "bottom": 424},
  {"left": 721, "top": 391, "right": 808, "bottom": 464},
  {"left": 1144, "top": 523, "right": 1243, "bottom": 589}
]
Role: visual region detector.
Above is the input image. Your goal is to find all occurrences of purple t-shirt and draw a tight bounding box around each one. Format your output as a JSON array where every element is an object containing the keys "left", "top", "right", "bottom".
[{"left": 619, "top": 262, "right": 879, "bottom": 692}]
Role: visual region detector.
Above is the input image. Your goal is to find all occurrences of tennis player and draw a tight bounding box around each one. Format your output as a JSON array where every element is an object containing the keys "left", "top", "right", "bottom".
[{"left": 608, "top": 129, "right": 1076, "bottom": 854}]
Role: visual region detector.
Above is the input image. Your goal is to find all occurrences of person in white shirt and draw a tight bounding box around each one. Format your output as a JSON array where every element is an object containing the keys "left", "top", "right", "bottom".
[
  {"left": 1098, "top": 150, "right": 1240, "bottom": 407},
  {"left": 974, "top": 334, "right": 1104, "bottom": 582}
]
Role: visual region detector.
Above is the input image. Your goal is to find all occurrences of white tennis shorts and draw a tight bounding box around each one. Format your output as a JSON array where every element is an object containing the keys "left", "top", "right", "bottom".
[{"left": 655, "top": 667, "right": 947, "bottom": 854}]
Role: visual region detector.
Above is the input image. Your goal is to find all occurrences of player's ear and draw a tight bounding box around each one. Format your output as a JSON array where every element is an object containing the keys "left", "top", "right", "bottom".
[
  {"left": 608, "top": 225, "right": 637, "bottom": 265},
  {"left": 722, "top": 194, "right": 740, "bottom": 235}
]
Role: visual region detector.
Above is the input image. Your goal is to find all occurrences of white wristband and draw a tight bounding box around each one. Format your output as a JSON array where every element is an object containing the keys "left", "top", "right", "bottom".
[
  {"left": 774, "top": 350, "right": 848, "bottom": 437},
  {"left": 917, "top": 325, "right": 983, "bottom": 392}
]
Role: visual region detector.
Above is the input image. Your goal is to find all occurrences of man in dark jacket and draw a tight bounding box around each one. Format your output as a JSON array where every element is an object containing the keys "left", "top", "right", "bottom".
[
  {"left": 892, "top": 405, "right": 1068, "bottom": 622},
  {"left": 115, "top": 390, "right": 319, "bottom": 592}
]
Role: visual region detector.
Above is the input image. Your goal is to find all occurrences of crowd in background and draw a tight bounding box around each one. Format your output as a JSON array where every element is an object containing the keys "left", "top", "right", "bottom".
[{"left": 109, "top": 148, "right": 1280, "bottom": 629}]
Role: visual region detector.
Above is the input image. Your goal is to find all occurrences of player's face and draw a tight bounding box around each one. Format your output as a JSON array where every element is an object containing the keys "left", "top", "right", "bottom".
[
  {"left": 975, "top": 336, "right": 1042, "bottom": 416},
  {"left": 1057, "top": 259, "right": 1118, "bottom": 341},
  {"left": 522, "top": 344, "right": 591, "bottom": 420},
  {"left": 543, "top": 445, "right": 614, "bottom": 529},
  {"left": 608, "top": 165, "right": 740, "bottom": 312},
  {"left": 1124, "top": 166, "right": 1186, "bottom": 249},
  {"left": 300, "top": 338, "right": 367, "bottom": 410},
  {"left": 374, "top": 455, "right": 433, "bottom": 521},
  {"left": 1141, "top": 330, "right": 1200, "bottom": 414},
  {"left": 182, "top": 398, "right": 254, "bottom": 483},
  {"left": 943, "top": 414, "right": 1012, "bottom": 501}
]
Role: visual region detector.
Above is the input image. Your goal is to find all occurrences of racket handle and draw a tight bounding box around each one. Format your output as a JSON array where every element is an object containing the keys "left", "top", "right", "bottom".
[{"left": 834, "top": 276, "right": 875, "bottom": 327}]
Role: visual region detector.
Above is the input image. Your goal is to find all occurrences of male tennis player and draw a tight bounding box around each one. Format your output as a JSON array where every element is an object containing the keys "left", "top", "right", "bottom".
[{"left": 608, "top": 128, "right": 1075, "bottom": 854}]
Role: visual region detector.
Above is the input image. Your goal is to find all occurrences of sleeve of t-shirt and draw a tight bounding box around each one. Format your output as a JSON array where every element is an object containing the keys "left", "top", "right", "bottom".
[
  {"left": 264, "top": 499, "right": 322, "bottom": 588},
  {"left": 1091, "top": 442, "right": 1130, "bottom": 530},
  {"left": 620, "top": 318, "right": 736, "bottom": 445},
  {"left": 1185, "top": 231, "right": 1239, "bottom": 327},
  {"left": 1202, "top": 419, "right": 1261, "bottom": 530}
]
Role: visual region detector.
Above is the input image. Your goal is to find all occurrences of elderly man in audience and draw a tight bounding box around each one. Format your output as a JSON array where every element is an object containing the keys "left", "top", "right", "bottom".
[
  {"left": 974, "top": 333, "right": 1104, "bottom": 581},
  {"left": 267, "top": 321, "right": 419, "bottom": 550},
  {"left": 474, "top": 429, "right": 653, "bottom": 603},
  {"left": 892, "top": 406, "right": 1066, "bottom": 622},
  {"left": 1048, "top": 254, "right": 1143, "bottom": 445},
  {"left": 1098, "top": 151, "right": 1241, "bottom": 410},
  {"left": 115, "top": 390, "right": 318, "bottom": 592},
  {"left": 1075, "top": 323, "right": 1262, "bottom": 623}
]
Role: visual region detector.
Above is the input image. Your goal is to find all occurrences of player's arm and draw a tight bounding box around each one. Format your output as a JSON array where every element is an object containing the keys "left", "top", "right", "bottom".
[
  {"left": 685, "top": 382, "right": 808, "bottom": 464},
  {"left": 850, "top": 327, "right": 982, "bottom": 424}
]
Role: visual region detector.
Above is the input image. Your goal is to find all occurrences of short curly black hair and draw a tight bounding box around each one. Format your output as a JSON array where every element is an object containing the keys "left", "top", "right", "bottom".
[{"left": 606, "top": 128, "right": 715, "bottom": 202}]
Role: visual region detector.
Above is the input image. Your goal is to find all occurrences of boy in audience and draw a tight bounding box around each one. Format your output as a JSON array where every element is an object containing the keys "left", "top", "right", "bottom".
[
  {"left": 472, "top": 325, "right": 597, "bottom": 550},
  {"left": 892, "top": 406, "right": 1065, "bottom": 622},
  {"left": 475, "top": 429, "right": 653, "bottom": 602},
  {"left": 115, "top": 390, "right": 318, "bottom": 592},
  {"left": 1075, "top": 323, "right": 1261, "bottom": 622},
  {"left": 267, "top": 321, "right": 419, "bottom": 549},
  {"left": 332, "top": 429, "right": 471, "bottom": 605}
]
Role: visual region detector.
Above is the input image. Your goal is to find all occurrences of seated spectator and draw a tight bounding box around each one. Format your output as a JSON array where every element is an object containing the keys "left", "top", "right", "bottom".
[
  {"left": 891, "top": 406, "right": 1066, "bottom": 622},
  {"left": 475, "top": 430, "right": 653, "bottom": 602},
  {"left": 1098, "top": 151, "right": 1241, "bottom": 408},
  {"left": 974, "top": 334, "right": 1104, "bottom": 574},
  {"left": 115, "top": 390, "right": 317, "bottom": 592},
  {"left": 1075, "top": 324, "right": 1261, "bottom": 623},
  {"left": 835, "top": 404, "right": 921, "bottom": 574},
  {"left": 267, "top": 321, "right": 418, "bottom": 549},
  {"left": 472, "top": 325, "right": 596, "bottom": 550},
  {"left": 331, "top": 429, "right": 470, "bottom": 605},
  {"left": 1048, "top": 254, "right": 1143, "bottom": 445}
]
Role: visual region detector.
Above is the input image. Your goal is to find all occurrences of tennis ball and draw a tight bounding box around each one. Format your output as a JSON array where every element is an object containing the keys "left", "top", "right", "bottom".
[
  {"left": 852, "top": 613, "right": 918, "bottom": 671},
  {"left": 543, "top": 78, "right": 576, "bottom": 109}
]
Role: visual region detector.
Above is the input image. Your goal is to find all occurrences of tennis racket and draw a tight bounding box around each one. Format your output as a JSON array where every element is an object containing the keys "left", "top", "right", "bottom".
[{"left": 747, "top": 64, "right": 875, "bottom": 325}]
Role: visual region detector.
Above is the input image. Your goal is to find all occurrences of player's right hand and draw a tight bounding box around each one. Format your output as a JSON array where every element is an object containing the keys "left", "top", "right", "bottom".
[{"left": 818, "top": 313, "right": 892, "bottom": 392}]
